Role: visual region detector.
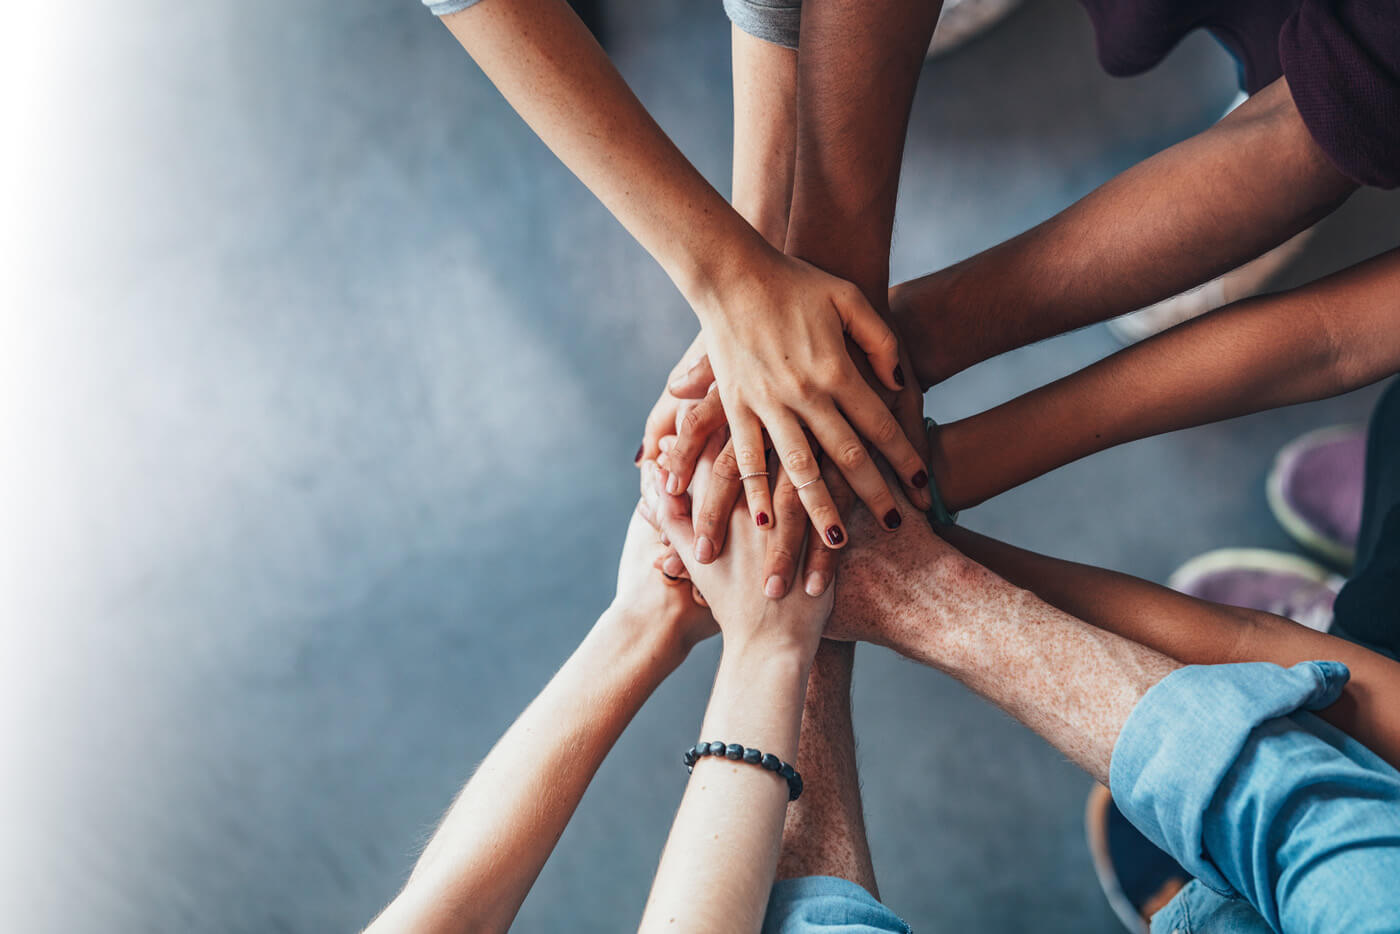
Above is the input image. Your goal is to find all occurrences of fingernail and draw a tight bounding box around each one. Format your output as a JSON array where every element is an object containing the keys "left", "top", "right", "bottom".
[
  {"left": 694, "top": 536, "right": 714, "bottom": 563},
  {"left": 667, "top": 473, "right": 682, "bottom": 495},
  {"left": 894, "top": 364, "right": 906, "bottom": 388},
  {"left": 663, "top": 555, "right": 685, "bottom": 577},
  {"left": 756, "top": 512, "right": 769, "bottom": 527},
  {"left": 825, "top": 526, "right": 844, "bottom": 546},
  {"left": 634, "top": 444, "right": 643, "bottom": 463},
  {"left": 911, "top": 469, "right": 929, "bottom": 489},
  {"left": 765, "top": 575, "right": 785, "bottom": 599},
  {"left": 805, "top": 571, "right": 826, "bottom": 596},
  {"left": 883, "top": 508, "right": 902, "bottom": 530}
]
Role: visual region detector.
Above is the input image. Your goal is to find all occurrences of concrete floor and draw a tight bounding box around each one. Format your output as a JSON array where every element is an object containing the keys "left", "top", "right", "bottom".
[{"left": 5, "top": 0, "right": 1398, "bottom": 931}]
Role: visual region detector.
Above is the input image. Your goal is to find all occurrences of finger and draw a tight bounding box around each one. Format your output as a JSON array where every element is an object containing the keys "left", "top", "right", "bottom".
[
  {"left": 693, "top": 438, "right": 745, "bottom": 564},
  {"left": 643, "top": 461, "right": 697, "bottom": 558},
  {"left": 687, "top": 429, "right": 728, "bottom": 520},
  {"left": 666, "top": 386, "right": 725, "bottom": 495},
  {"left": 801, "top": 464, "right": 854, "bottom": 597},
  {"left": 838, "top": 376, "right": 933, "bottom": 510},
  {"left": 761, "top": 469, "right": 808, "bottom": 599},
  {"left": 668, "top": 354, "right": 715, "bottom": 399},
  {"left": 836, "top": 287, "right": 905, "bottom": 393},
  {"left": 642, "top": 394, "right": 681, "bottom": 465},
  {"left": 808, "top": 405, "right": 903, "bottom": 533},
  {"left": 728, "top": 409, "right": 775, "bottom": 535},
  {"left": 766, "top": 414, "right": 846, "bottom": 549}
]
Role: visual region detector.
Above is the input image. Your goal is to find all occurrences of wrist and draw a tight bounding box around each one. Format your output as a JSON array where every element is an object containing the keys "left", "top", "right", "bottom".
[
  {"left": 673, "top": 225, "right": 776, "bottom": 323},
  {"left": 597, "top": 603, "right": 693, "bottom": 676}
]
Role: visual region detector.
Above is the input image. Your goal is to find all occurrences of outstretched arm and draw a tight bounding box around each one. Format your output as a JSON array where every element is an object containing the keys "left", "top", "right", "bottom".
[
  {"left": 926, "top": 244, "right": 1400, "bottom": 512},
  {"left": 365, "top": 509, "right": 714, "bottom": 934},
  {"left": 444, "top": 0, "right": 924, "bottom": 551},
  {"left": 639, "top": 447, "right": 832, "bottom": 933},
  {"left": 890, "top": 77, "right": 1357, "bottom": 386},
  {"left": 832, "top": 492, "right": 1400, "bottom": 932}
]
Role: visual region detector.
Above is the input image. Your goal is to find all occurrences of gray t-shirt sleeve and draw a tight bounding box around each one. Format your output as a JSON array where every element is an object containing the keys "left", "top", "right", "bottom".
[
  {"left": 723, "top": 0, "right": 802, "bottom": 49},
  {"left": 424, "top": 0, "right": 481, "bottom": 16}
]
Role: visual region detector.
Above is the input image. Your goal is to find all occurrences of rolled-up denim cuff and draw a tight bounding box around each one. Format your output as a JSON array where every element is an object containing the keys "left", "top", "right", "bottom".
[
  {"left": 424, "top": 0, "right": 481, "bottom": 16},
  {"left": 763, "top": 875, "right": 910, "bottom": 934},
  {"left": 723, "top": 0, "right": 802, "bottom": 49},
  {"left": 1108, "top": 661, "right": 1350, "bottom": 894}
]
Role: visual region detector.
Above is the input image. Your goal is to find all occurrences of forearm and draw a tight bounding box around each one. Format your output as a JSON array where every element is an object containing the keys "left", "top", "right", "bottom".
[
  {"left": 892, "top": 77, "right": 1357, "bottom": 384},
  {"left": 640, "top": 640, "right": 811, "bottom": 933},
  {"left": 731, "top": 26, "right": 797, "bottom": 249},
  {"left": 840, "top": 550, "right": 1177, "bottom": 783},
  {"left": 929, "top": 246, "right": 1400, "bottom": 511},
  {"left": 444, "top": 0, "right": 769, "bottom": 305},
  {"left": 784, "top": 0, "right": 942, "bottom": 305},
  {"left": 940, "top": 524, "right": 1400, "bottom": 770},
  {"left": 371, "top": 606, "right": 683, "bottom": 934}
]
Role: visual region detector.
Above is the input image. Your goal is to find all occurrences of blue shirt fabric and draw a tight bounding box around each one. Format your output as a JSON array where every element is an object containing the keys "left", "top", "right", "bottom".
[
  {"left": 1112, "top": 661, "right": 1400, "bottom": 933},
  {"left": 763, "top": 875, "right": 911, "bottom": 934}
]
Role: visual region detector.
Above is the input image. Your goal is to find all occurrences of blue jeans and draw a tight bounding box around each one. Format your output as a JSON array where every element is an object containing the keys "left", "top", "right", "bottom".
[{"left": 1113, "top": 661, "right": 1400, "bottom": 933}]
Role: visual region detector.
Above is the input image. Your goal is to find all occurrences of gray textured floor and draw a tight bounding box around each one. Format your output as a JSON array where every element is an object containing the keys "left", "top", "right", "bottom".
[{"left": 7, "top": 0, "right": 1399, "bottom": 931}]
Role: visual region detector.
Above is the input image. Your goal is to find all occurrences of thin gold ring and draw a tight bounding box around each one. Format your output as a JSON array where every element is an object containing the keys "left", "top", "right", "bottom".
[
  {"left": 739, "top": 471, "right": 769, "bottom": 481},
  {"left": 793, "top": 476, "right": 821, "bottom": 490}
]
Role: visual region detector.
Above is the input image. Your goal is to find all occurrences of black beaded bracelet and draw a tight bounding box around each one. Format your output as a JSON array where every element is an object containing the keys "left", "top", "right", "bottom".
[{"left": 684, "top": 740, "right": 803, "bottom": 801}]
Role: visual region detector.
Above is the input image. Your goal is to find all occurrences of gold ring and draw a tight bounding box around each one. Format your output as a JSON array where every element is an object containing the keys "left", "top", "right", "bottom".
[
  {"left": 793, "top": 476, "right": 821, "bottom": 490},
  {"left": 739, "top": 471, "right": 769, "bottom": 481}
]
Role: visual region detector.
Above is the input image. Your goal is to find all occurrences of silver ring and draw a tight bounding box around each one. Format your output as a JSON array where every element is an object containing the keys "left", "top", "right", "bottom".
[
  {"left": 793, "top": 476, "right": 821, "bottom": 490},
  {"left": 739, "top": 471, "right": 769, "bottom": 481}
]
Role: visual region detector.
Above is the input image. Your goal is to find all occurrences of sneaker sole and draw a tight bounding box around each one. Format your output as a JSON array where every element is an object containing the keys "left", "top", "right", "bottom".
[
  {"left": 1085, "top": 783, "right": 1149, "bottom": 934},
  {"left": 1265, "top": 425, "right": 1362, "bottom": 570}
]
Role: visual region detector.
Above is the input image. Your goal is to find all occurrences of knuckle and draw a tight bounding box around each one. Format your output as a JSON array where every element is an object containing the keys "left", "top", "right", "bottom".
[
  {"left": 735, "top": 447, "right": 768, "bottom": 473},
  {"left": 782, "top": 448, "right": 817, "bottom": 478},
  {"left": 834, "top": 439, "right": 869, "bottom": 472},
  {"left": 713, "top": 449, "right": 743, "bottom": 482},
  {"left": 867, "top": 415, "right": 901, "bottom": 448}
]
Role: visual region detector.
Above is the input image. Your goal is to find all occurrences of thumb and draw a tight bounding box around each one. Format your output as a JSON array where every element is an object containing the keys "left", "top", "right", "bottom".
[
  {"left": 838, "top": 292, "right": 904, "bottom": 393},
  {"left": 642, "top": 461, "right": 697, "bottom": 557},
  {"left": 668, "top": 354, "right": 715, "bottom": 399}
]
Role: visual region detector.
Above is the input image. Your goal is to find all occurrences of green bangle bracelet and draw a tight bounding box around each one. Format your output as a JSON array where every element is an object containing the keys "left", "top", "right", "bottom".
[{"left": 924, "top": 418, "right": 959, "bottom": 527}]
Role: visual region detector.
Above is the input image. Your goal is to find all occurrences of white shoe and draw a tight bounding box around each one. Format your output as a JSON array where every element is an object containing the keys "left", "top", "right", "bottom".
[
  {"left": 1107, "top": 93, "right": 1314, "bottom": 346},
  {"left": 927, "top": 0, "right": 1023, "bottom": 58}
]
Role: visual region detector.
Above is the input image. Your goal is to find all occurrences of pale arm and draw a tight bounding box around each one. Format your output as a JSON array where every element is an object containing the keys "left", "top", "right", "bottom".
[
  {"left": 638, "top": 643, "right": 811, "bottom": 933},
  {"left": 446, "top": 0, "right": 924, "bottom": 541},
  {"left": 365, "top": 511, "right": 713, "bottom": 934},
  {"left": 938, "top": 522, "right": 1400, "bottom": 771}
]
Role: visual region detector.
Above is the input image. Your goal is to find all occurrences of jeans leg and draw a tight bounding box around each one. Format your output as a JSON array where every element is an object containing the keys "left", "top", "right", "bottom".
[{"left": 1331, "top": 377, "right": 1400, "bottom": 658}]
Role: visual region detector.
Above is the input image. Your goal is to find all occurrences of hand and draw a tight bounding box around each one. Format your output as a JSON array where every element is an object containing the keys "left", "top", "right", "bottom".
[
  {"left": 639, "top": 333, "right": 708, "bottom": 466},
  {"left": 663, "top": 341, "right": 929, "bottom": 597},
  {"left": 643, "top": 448, "right": 832, "bottom": 656},
  {"left": 679, "top": 248, "right": 933, "bottom": 549},
  {"left": 612, "top": 500, "right": 718, "bottom": 658}
]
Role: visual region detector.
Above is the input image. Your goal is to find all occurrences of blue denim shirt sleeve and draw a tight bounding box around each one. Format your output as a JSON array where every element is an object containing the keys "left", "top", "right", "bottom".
[
  {"left": 424, "top": 0, "right": 481, "bottom": 16},
  {"left": 1110, "top": 661, "right": 1400, "bottom": 933}
]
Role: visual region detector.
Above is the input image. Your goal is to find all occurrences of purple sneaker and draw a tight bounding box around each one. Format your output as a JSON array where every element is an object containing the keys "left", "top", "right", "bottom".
[
  {"left": 1168, "top": 548, "right": 1343, "bottom": 632},
  {"left": 1267, "top": 425, "right": 1367, "bottom": 569}
]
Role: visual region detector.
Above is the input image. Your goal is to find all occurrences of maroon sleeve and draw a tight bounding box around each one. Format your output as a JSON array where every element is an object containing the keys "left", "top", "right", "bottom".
[{"left": 1280, "top": 1, "right": 1400, "bottom": 189}]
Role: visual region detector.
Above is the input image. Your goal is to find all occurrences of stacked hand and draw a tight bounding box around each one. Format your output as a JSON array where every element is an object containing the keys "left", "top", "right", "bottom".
[
  {"left": 651, "top": 249, "right": 932, "bottom": 574},
  {"left": 641, "top": 438, "right": 833, "bottom": 656}
]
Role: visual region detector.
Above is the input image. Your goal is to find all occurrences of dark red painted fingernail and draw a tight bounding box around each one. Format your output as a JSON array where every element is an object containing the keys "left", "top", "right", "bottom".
[
  {"left": 894, "top": 364, "right": 906, "bottom": 388},
  {"left": 825, "top": 526, "right": 844, "bottom": 546},
  {"left": 634, "top": 444, "right": 643, "bottom": 463},
  {"left": 756, "top": 512, "right": 770, "bottom": 527},
  {"left": 883, "top": 509, "right": 902, "bottom": 530},
  {"left": 911, "top": 470, "right": 928, "bottom": 489}
]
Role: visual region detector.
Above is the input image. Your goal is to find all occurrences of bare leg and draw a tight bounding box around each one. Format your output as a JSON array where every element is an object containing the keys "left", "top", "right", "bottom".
[{"left": 776, "top": 639, "right": 880, "bottom": 897}]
